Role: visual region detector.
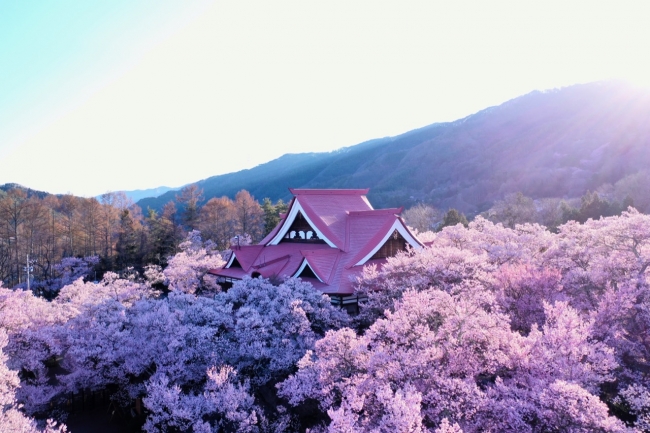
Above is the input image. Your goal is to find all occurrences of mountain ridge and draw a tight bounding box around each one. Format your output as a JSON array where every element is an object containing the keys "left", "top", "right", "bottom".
[
  {"left": 137, "top": 121, "right": 449, "bottom": 211},
  {"left": 139, "top": 80, "right": 650, "bottom": 213},
  {"left": 97, "top": 186, "right": 180, "bottom": 203},
  {"left": 8, "top": 81, "right": 650, "bottom": 215}
]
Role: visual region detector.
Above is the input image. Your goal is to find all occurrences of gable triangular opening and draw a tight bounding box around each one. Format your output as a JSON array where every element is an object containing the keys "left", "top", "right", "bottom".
[
  {"left": 297, "top": 263, "right": 318, "bottom": 279},
  {"left": 280, "top": 211, "right": 325, "bottom": 243},
  {"left": 228, "top": 256, "right": 242, "bottom": 268},
  {"left": 293, "top": 259, "right": 324, "bottom": 282},
  {"left": 370, "top": 230, "right": 408, "bottom": 260}
]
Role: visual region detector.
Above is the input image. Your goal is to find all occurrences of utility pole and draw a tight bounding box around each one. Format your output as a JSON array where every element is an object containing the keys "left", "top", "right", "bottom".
[{"left": 24, "top": 254, "right": 35, "bottom": 291}]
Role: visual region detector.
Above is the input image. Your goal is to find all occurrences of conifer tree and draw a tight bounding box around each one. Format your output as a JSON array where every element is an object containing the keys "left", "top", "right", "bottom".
[
  {"left": 438, "top": 208, "right": 469, "bottom": 230},
  {"left": 115, "top": 209, "right": 140, "bottom": 270},
  {"left": 176, "top": 184, "right": 203, "bottom": 230}
]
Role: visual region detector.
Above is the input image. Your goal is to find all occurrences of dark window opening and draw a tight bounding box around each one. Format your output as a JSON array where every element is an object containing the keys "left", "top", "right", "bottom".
[
  {"left": 281, "top": 212, "right": 325, "bottom": 243},
  {"left": 329, "top": 294, "right": 364, "bottom": 315},
  {"left": 297, "top": 263, "right": 319, "bottom": 280},
  {"left": 251, "top": 271, "right": 261, "bottom": 278},
  {"left": 370, "top": 230, "right": 408, "bottom": 260},
  {"left": 229, "top": 256, "right": 243, "bottom": 268},
  {"left": 216, "top": 276, "right": 239, "bottom": 291}
]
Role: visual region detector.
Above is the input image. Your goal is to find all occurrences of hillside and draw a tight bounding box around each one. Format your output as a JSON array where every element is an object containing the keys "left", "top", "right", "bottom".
[
  {"left": 97, "top": 185, "right": 180, "bottom": 203},
  {"left": 138, "top": 81, "right": 650, "bottom": 213},
  {"left": 0, "top": 183, "right": 55, "bottom": 200}
]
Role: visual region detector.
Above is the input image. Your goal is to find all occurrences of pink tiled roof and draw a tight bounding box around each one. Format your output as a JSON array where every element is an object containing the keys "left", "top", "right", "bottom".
[
  {"left": 255, "top": 256, "right": 290, "bottom": 279},
  {"left": 213, "top": 267, "right": 249, "bottom": 279},
  {"left": 291, "top": 189, "right": 373, "bottom": 251},
  {"left": 229, "top": 245, "right": 265, "bottom": 271},
  {"left": 209, "top": 189, "right": 422, "bottom": 296},
  {"left": 302, "top": 249, "right": 340, "bottom": 284},
  {"left": 345, "top": 213, "right": 401, "bottom": 268}
]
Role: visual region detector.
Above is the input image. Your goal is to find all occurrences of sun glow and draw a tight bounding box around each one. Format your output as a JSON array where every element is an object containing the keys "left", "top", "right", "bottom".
[{"left": 1, "top": 1, "right": 649, "bottom": 195}]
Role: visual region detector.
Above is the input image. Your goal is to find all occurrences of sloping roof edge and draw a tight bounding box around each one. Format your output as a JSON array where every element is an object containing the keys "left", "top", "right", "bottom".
[
  {"left": 224, "top": 245, "right": 265, "bottom": 271},
  {"left": 259, "top": 197, "right": 295, "bottom": 245},
  {"left": 297, "top": 199, "right": 344, "bottom": 248},
  {"left": 289, "top": 188, "right": 370, "bottom": 196},
  {"left": 301, "top": 249, "right": 340, "bottom": 284},
  {"left": 291, "top": 258, "right": 325, "bottom": 283}
]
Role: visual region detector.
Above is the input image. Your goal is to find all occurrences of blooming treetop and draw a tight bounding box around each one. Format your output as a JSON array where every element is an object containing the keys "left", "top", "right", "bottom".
[
  {"left": 163, "top": 230, "right": 225, "bottom": 294},
  {"left": 4, "top": 213, "right": 650, "bottom": 431}
]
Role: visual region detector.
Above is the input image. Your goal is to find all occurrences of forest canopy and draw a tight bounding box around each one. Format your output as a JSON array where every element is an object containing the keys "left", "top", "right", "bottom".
[
  {"left": 3, "top": 208, "right": 650, "bottom": 431},
  {"left": 0, "top": 185, "right": 287, "bottom": 292}
]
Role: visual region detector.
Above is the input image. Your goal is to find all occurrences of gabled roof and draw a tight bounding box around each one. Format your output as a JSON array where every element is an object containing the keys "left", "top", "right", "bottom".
[
  {"left": 264, "top": 189, "right": 374, "bottom": 250},
  {"left": 225, "top": 245, "right": 265, "bottom": 271},
  {"left": 209, "top": 188, "right": 423, "bottom": 296},
  {"left": 255, "top": 256, "right": 290, "bottom": 279},
  {"left": 347, "top": 215, "right": 423, "bottom": 267},
  {"left": 301, "top": 249, "right": 340, "bottom": 284},
  {"left": 292, "top": 189, "right": 373, "bottom": 248},
  {"left": 292, "top": 259, "right": 325, "bottom": 282},
  {"left": 265, "top": 199, "right": 341, "bottom": 248}
]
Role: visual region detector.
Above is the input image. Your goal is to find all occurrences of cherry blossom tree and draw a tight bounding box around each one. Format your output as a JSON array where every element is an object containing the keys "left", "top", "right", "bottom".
[
  {"left": 1, "top": 273, "right": 156, "bottom": 414},
  {"left": 617, "top": 383, "right": 650, "bottom": 431},
  {"left": 1, "top": 329, "right": 67, "bottom": 433},
  {"left": 546, "top": 209, "right": 650, "bottom": 311},
  {"left": 49, "top": 275, "right": 347, "bottom": 430},
  {"left": 7, "top": 209, "right": 650, "bottom": 431},
  {"left": 0, "top": 284, "right": 72, "bottom": 414},
  {"left": 40, "top": 255, "right": 99, "bottom": 294},
  {"left": 143, "top": 366, "right": 261, "bottom": 433},
  {"left": 355, "top": 217, "right": 556, "bottom": 327},
  {"left": 138, "top": 277, "right": 349, "bottom": 431},
  {"left": 535, "top": 380, "right": 623, "bottom": 432},
  {"left": 355, "top": 246, "right": 494, "bottom": 327},
  {"left": 163, "top": 230, "right": 224, "bottom": 294},
  {"left": 57, "top": 290, "right": 229, "bottom": 406},
  {"left": 280, "top": 290, "right": 624, "bottom": 432},
  {"left": 280, "top": 288, "right": 511, "bottom": 431},
  {"left": 493, "top": 264, "right": 564, "bottom": 333}
]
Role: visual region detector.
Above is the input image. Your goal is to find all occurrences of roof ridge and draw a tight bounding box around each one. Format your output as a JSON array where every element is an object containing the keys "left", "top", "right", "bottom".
[
  {"left": 345, "top": 208, "right": 351, "bottom": 252},
  {"left": 349, "top": 207, "right": 403, "bottom": 216},
  {"left": 289, "top": 188, "right": 370, "bottom": 196},
  {"left": 327, "top": 252, "right": 344, "bottom": 285}
]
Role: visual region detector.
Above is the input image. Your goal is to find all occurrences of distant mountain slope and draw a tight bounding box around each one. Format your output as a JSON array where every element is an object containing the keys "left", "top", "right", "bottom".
[
  {"left": 137, "top": 126, "right": 447, "bottom": 211},
  {"left": 0, "top": 183, "right": 54, "bottom": 199},
  {"left": 138, "top": 81, "right": 650, "bottom": 213},
  {"left": 98, "top": 186, "right": 179, "bottom": 203}
]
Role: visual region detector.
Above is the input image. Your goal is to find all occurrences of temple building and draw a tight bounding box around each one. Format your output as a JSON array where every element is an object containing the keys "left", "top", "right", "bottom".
[{"left": 209, "top": 189, "right": 423, "bottom": 310}]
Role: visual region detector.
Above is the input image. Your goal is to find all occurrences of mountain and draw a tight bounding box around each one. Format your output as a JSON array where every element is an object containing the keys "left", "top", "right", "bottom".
[
  {"left": 137, "top": 81, "right": 650, "bottom": 214},
  {"left": 98, "top": 186, "right": 179, "bottom": 203},
  {"left": 0, "top": 183, "right": 54, "bottom": 199},
  {"left": 0, "top": 183, "right": 178, "bottom": 206}
]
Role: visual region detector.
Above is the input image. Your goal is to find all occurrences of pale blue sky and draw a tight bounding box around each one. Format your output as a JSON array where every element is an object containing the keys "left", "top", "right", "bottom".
[
  {"left": 1, "top": 1, "right": 649, "bottom": 196},
  {"left": 0, "top": 0, "right": 209, "bottom": 156}
]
